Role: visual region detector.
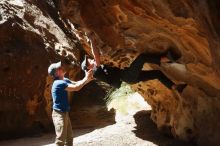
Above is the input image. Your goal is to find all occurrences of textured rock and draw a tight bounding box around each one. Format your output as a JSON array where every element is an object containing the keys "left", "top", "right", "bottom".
[
  {"left": 0, "top": 0, "right": 115, "bottom": 139},
  {"left": 57, "top": 0, "right": 220, "bottom": 145},
  {"left": 0, "top": 0, "right": 83, "bottom": 138},
  {"left": 1, "top": 0, "right": 220, "bottom": 145}
]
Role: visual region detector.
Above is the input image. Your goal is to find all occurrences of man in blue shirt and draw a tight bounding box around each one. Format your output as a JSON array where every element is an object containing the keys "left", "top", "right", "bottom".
[{"left": 48, "top": 61, "right": 93, "bottom": 146}]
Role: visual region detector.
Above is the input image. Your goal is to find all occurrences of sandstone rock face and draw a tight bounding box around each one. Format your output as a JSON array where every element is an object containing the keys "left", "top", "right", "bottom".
[
  {"left": 0, "top": 0, "right": 116, "bottom": 139},
  {"left": 57, "top": 0, "right": 220, "bottom": 145},
  {"left": 0, "top": 0, "right": 81, "bottom": 138},
  {"left": 1, "top": 0, "right": 220, "bottom": 145}
]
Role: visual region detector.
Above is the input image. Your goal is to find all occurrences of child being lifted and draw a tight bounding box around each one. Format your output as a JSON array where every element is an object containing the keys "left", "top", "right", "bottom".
[{"left": 81, "top": 30, "right": 187, "bottom": 94}]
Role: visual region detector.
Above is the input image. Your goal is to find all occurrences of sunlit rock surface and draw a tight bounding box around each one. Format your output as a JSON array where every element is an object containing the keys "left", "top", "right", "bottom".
[{"left": 57, "top": 0, "right": 220, "bottom": 145}]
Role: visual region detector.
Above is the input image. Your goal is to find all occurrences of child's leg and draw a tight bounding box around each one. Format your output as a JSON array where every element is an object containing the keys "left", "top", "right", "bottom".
[
  {"left": 138, "top": 70, "right": 187, "bottom": 93},
  {"left": 138, "top": 70, "right": 175, "bottom": 89},
  {"left": 121, "top": 54, "right": 161, "bottom": 83},
  {"left": 120, "top": 48, "right": 180, "bottom": 83},
  {"left": 93, "top": 66, "right": 122, "bottom": 88}
]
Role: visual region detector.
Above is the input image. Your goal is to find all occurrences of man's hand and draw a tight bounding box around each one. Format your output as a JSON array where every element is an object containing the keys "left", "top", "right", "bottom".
[
  {"left": 89, "top": 32, "right": 101, "bottom": 67},
  {"left": 65, "top": 69, "right": 93, "bottom": 92},
  {"left": 87, "top": 58, "right": 96, "bottom": 70},
  {"left": 85, "top": 69, "right": 94, "bottom": 81}
]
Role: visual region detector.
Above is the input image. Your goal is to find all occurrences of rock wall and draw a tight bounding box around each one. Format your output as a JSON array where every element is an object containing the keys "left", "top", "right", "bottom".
[
  {"left": 0, "top": 0, "right": 116, "bottom": 139},
  {"left": 0, "top": 0, "right": 81, "bottom": 138},
  {"left": 57, "top": 0, "right": 220, "bottom": 145}
]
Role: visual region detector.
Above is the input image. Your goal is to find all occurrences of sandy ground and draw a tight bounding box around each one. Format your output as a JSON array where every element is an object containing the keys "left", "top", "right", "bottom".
[
  {"left": 0, "top": 92, "right": 193, "bottom": 146},
  {"left": 0, "top": 111, "right": 193, "bottom": 146}
]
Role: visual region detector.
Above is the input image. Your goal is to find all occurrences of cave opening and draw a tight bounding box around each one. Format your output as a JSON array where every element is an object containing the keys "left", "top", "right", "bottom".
[{"left": 105, "top": 82, "right": 152, "bottom": 122}]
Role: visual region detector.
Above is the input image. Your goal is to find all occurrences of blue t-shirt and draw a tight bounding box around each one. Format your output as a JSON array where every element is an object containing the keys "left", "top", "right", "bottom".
[{"left": 51, "top": 78, "right": 71, "bottom": 112}]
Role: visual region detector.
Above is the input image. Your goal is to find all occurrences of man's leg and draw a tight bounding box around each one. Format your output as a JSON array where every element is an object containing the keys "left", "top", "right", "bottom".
[
  {"left": 66, "top": 113, "right": 74, "bottom": 146},
  {"left": 52, "top": 110, "right": 68, "bottom": 146}
]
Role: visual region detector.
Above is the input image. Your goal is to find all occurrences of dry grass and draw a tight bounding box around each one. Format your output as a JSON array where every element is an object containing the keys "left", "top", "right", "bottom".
[{"left": 106, "top": 82, "right": 151, "bottom": 115}]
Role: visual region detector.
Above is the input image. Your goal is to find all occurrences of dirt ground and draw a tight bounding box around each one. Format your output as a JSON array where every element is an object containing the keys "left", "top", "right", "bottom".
[
  {"left": 0, "top": 90, "right": 194, "bottom": 146},
  {"left": 0, "top": 111, "right": 193, "bottom": 146}
]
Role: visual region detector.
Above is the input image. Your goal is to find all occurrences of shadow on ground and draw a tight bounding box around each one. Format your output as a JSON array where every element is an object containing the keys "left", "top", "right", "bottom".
[{"left": 133, "top": 110, "right": 197, "bottom": 146}]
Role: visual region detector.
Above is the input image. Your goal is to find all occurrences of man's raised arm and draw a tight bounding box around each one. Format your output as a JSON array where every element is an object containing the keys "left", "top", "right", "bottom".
[
  {"left": 89, "top": 32, "right": 101, "bottom": 67},
  {"left": 65, "top": 69, "right": 93, "bottom": 92}
]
